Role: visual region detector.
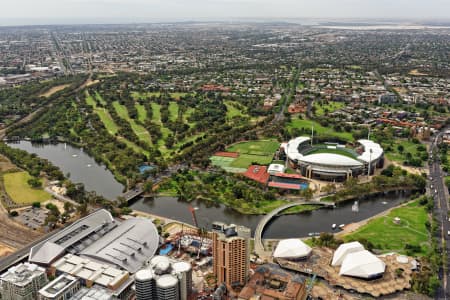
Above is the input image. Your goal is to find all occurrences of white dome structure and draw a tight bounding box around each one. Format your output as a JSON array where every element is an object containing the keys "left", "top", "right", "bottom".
[
  {"left": 273, "top": 239, "right": 312, "bottom": 260},
  {"left": 339, "top": 250, "right": 386, "bottom": 279},
  {"left": 331, "top": 241, "right": 365, "bottom": 266}
]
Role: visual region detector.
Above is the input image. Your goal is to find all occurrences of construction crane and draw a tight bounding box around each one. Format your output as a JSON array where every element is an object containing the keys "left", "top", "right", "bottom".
[
  {"left": 306, "top": 273, "right": 317, "bottom": 296},
  {"left": 188, "top": 206, "right": 199, "bottom": 228}
]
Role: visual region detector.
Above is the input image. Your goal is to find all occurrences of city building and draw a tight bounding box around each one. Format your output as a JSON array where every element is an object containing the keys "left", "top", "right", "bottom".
[
  {"left": 212, "top": 222, "right": 251, "bottom": 290},
  {"left": 38, "top": 274, "right": 81, "bottom": 300},
  {"left": 29, "top": 209, "right": 160, "bottom": 273},
  {"left": 0, "top": 262, "right": 48, "bottom": 300},
  {"left": 50, "top": 254, "right": 133, "bottom": 299},
  {"left": 134, "top": 256, "right": 193, "bottom": 300},
  {"left": 273, "top": 239, "right": 312, "bottom": 261},
  {"left": 238, "top": 265, "right": 306, "bottom": 300}
]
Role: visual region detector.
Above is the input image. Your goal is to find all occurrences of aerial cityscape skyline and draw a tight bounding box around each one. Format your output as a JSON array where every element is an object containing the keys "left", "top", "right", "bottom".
[{"left": 1, "top": 0, "right": 450, "bottom": 26}]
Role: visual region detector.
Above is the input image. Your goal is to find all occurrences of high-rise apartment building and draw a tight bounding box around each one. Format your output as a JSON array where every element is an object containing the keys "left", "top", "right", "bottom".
[
  {"left": 212, "top": 222, "right": 250, "bottom": 289},
  {"left": 0, "top": 262, "right": 48, "bottom": 300}
]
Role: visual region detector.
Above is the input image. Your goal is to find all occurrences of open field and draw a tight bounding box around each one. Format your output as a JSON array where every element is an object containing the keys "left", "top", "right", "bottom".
[
  {"left": 131, "top": 91, "right": 188, "bottom": 101},
  {"left": 39, "top": 84, "right": 70, "bottom": 97},
  {"left": 4, "top": 172, "right": 51, "bottom": 205},
  {"left": 313, "top": 101, "right": 345, "bottom": 116},
  {"left": 287, "top": 118, "right": 353, "bottom": 141},
  {"left": 344, "top": 201, "right": 430, "bottom": 256}
]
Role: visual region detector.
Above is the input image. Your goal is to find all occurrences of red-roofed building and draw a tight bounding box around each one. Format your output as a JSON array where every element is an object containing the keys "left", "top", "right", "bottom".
[{"left": 243, "top": 165, "right": 270, "bottom": 185}]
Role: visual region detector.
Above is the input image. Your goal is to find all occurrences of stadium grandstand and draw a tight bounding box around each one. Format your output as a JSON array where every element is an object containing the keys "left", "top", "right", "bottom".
[{"left": 283, "top": 137, "right": 384, "bottom": 181}]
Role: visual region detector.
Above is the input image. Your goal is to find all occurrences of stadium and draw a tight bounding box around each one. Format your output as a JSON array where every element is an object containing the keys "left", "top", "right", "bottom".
[{"left": 283, "top": 137, "right": 384, "bottom": 181}]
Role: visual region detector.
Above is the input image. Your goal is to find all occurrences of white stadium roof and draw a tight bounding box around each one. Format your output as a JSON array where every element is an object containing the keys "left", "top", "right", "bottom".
[
  {"left": 300, "top": 153, "right": 362, "bottom": 167},
  {"left": 339, "top": 250, "right": 386, "bottom": 279},
  {"left": 273, "top": 239, "right": 312, "bottom": 259},
  {"left": 357, "top": 139, "right": 384, "bottom": 163},
  {"left": 332, "top": 241, "right": 365, "bottom": 266}
]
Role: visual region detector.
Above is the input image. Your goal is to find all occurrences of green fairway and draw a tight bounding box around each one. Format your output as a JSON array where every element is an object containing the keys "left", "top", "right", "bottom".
[
  {"left": 3, "top": 172, "right": 51, "bottom": 205},
  {"left": 135, "top": 104, "right": 147, "bottom": 123},
  {"left": 94, "top": 92, "right": 107, "bottom": 105},
  {"left": 287, "top": 118, "right": 353, "bottom": 141},
  {"left": 168, "top": 102, "right": 179, "bottom": 122},
  {"left": 113, "top": 101, "right": 152, "bottom": 145},
  {"left": 224, "top": 101, "right": 247, "bottom": 120},
  {"left": 314, "top": 101, "right": 345, "bottom": 116},
  {"left": 344, "top": 201, "right": 430, "bottom": 256},
  {"left": 85, "top": 93, "right": 119, "bottom": 135}
]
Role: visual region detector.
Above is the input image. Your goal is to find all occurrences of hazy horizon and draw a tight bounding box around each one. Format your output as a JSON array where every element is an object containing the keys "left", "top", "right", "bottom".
[{"left": 1, "top": 0, "right": 450, "bottom": 26}]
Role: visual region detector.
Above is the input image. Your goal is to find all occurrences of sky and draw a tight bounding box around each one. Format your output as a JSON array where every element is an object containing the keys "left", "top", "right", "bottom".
[{"left": 1, "top": 0, "right": 449, "bottom": 25}]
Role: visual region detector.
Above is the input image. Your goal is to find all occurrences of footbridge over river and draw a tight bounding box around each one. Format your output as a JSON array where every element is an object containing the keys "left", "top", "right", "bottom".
[{"left": 254, "top": 198, "right": 335, "bottom": 257}]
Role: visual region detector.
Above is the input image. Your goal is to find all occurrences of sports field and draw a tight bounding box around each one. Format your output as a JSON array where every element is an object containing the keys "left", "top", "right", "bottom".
[
  {"left": 344, "top": 201, "right": 430, "bottom": 256},
  {"left": 226, "top": 140, "right": 280, "bottom": 169},
  {"left": 304, "top": 146, "right": 358, "bottom": 159},
  {"left": 3, "top": 172, "right": 51, "bottom": 205},
  {"left": 209, "top": 156, "right": 247, "bottom": 173}
]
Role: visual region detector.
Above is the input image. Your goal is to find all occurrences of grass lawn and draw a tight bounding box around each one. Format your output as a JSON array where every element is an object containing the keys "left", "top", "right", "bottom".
[
  {"left": 344, "top": 200, "right": 430, "bottom": 256},
  {"left": 209, "top": 156, "right": 235, "bottom": 168},
  {"left": 383, "top": 139, "right": 424, "bottom": 164},
  {"left": 224, "top": 101, "right": 247, "bottom": 120},
  {"left": 3, "top": 172, "right": 51, "bottom": 204},
  {"left": 227, "top": 140, "right": 279, "bottom": 168},
  {"left": 184, "top": 108, "right": 196, "bottom": 128},
  {"left": 113, "top": 101, "right": 152, "bottom": 145},
  {"left": 314, "top": 101, "right": 345, "bottom": 116},
  {"left": 228, "top": 140, "right": 280, "bottom": 155},
  {"left": 287, "top": 118, "right": 353, "bottom": 141},
  {"left": 168, "top": 102, "right": 179, "bottom": 122}
]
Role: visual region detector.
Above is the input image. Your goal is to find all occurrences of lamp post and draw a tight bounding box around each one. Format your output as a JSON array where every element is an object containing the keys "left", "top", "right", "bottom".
[{"left": 367, "top": 148, "right": 373, "bottom": 178}]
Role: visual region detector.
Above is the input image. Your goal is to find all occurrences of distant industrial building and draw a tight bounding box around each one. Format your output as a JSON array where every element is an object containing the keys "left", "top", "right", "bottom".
[
  {"left": 134, "top": 256, "right": 193, "bottom": 300},
  {"left": 0, "top": 262, "right": 48, "bottom": 300},
  {"left": 212, "top": 222, "right": 251, "bottom": 290},
  {"left": 38, "top": 274, "right": 80, "bottom": 300},
  {"left": 29, "top": 209, "right": 160, "bottom": 273}
]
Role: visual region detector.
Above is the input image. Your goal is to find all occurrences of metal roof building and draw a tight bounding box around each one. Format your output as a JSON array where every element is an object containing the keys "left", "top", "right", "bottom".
[
  {"left": 29, "top": 209, "right": 116, "bottom": 266},
  {"left": 80, "top": 217, "right": 160, "bottom": 273},
  {"left": 28, "top": 210, "right": 160, "bottom": 274}
]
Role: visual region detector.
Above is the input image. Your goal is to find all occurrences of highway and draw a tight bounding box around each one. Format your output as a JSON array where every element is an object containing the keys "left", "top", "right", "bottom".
[{"left": 429, "top": 127, "right": 450, "bottom": 300}]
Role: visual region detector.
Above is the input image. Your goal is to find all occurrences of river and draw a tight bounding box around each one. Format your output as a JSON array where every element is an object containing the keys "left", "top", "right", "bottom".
[
  {"left": 7, "top": 141, "right": 411, "bottom": 238},
  {"left": 7, "top": 141, "right": 124, "bottom": 199}
]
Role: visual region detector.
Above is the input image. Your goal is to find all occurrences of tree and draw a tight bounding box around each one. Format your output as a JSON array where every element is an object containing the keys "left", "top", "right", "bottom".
[
  {"left": 397, "top": 144, "right": 404, "bottom": 153},
  {"left": 32, "top": 202, "right": 41, "bottom": 208},
  {"left": 28, "top": 177, "right": 42, "bottom": 188}
]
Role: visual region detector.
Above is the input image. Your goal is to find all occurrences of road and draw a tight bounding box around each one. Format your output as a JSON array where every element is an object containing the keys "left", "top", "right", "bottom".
[{"left": 429, "top": 127, "right": 450, "bottom": 300}]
